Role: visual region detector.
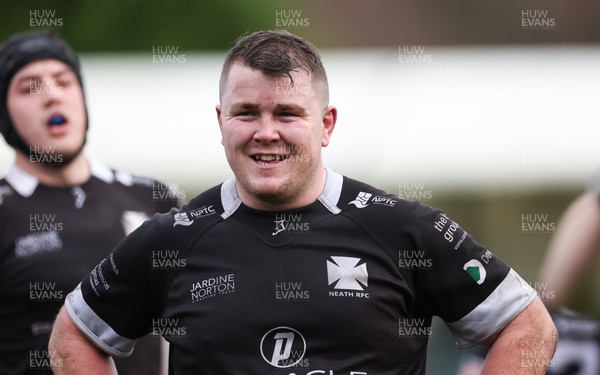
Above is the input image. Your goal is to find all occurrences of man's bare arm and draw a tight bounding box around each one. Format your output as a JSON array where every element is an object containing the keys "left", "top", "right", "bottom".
[
  {"left": 481, "top": 297, "right": 557, "bottom": 374},
  {"left": 49, "top": 306, "right": 117, "bottom": 375},
  {"left": 538, "top": 191, "right": 600, "bottom": 309}
]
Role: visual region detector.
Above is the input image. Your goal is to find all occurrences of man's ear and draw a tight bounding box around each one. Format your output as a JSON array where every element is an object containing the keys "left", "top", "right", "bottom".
[
  {"left": 216, "top": 104, "right": 224, "bottom": 145},
  {"left": 321, "top": 105, "right": 337, "bottom": 147}
]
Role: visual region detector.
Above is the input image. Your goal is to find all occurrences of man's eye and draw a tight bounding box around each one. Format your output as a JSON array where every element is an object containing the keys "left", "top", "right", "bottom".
[
  {"left": 57, "top": 79, "right": 72, "bottom": 87},
  {"left": 278, "top": 112, "right": 297, "bottom": 117}
]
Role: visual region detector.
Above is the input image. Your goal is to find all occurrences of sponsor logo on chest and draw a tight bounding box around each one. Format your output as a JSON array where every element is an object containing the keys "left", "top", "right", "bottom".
[{"left": 190, "top": 273, "right": 235, "bottom": 303}]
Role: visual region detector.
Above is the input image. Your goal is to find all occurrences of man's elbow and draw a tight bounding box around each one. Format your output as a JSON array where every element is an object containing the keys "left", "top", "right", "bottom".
[
  {"left": 48, "top": 306, "right": 74, "bottom": 371},
  {"left": 49, "top": 305, "right": 116, "bottom": 374},
  {"left": 527, "top": 298, "right": 558, "bottom": 355},
  {"left": 506, "top": 298, "right": 558, "bottom": 367},
  {"left": 522, "top": 299, "right": 558, "bottom": 372}
]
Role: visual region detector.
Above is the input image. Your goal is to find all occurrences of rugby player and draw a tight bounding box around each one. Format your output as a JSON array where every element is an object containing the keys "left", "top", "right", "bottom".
[{"left": 49, "top": 29, "right": 556, "bottom": 375}]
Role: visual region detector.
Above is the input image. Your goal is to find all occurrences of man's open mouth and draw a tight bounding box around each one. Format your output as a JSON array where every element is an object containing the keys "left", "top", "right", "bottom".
[
  {"left": 48, "top": 113, "right": 67, "bottom": 127},
  {"left": 253, "top": 154, "right": 289, "bottom": 164}
]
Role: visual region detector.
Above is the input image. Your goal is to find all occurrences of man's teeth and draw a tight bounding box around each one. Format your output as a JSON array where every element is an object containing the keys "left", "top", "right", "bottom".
[{"left": 255, "top": 155, "right": 285, "bottom": 161}]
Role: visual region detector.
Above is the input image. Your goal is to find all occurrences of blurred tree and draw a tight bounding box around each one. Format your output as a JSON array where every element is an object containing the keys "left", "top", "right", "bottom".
[
  {"left": 2, "top": 0, "right": 599, "bottom": 51},
  {"left": 1, "top": 0, "right": 286, "bottom": 51}
]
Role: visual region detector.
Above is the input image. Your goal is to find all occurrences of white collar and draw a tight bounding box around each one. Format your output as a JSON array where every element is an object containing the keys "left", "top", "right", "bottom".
[
  {"left": 4, "top": 157, "right": 114, "bottom": 197},
  {"left": 220, "top": 167, "right": 343, "bottom": 219}
]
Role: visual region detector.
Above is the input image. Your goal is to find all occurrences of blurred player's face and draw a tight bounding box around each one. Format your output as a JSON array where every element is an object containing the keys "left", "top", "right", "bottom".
[
  {"left": 7, "top": 59, "right": 87, "bottom": 163},
  {"left": 217, "top": 63, "right": 336, "bottom": 210}
]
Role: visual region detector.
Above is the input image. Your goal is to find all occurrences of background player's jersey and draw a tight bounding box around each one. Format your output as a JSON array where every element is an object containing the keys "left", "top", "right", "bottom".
[
  {"left": 67, "top": 168, "right": 535, "bottom": 375},
  {"left": 0, "top": 159, "right": 181, "bottom": 374},
  {"left": 546, "top": 308, "right": 600, "bottom": 375}
]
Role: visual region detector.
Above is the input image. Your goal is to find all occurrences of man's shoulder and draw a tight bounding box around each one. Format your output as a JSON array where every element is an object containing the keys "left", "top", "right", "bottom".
[
  {"left": 154, "top": 183, "right": 224, "bottom": 230},
  {"left": 338, "top": 175, "right": 435, "bottom": 219},
  {"left": 100, "top": 168, "right": 159, "bottom": 191},
  {"left": 334, "top": 175, "right": 450, "bottom": 248},
  {"left": 91, "top": 162, "right": 184, "bottom": 209},
  {"left": 89, "top": 159, "right": 165, "bottom": 191},
  {"left": 0, "top": 177, "right": 21, "bottom": 209}
]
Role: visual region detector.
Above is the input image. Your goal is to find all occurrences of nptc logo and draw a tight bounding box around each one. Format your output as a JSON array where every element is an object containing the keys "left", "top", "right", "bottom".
[
  {"left": 173, "top": 212, "right": 193, "bottom": 227},
  {"left": 348, "top": 192, "right": 372, "bottom": 209},
  {"left": 260, "top": 326, "right": 306, "bottom": 368}
]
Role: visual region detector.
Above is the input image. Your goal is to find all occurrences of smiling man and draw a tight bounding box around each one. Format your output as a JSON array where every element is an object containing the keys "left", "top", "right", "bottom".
[
  {"left": 50, "top": 30, "right": 556, "bottom": 375},
  {"left": 0, "top": 31, "right": 181, "bottom": 375},
  {"left": 216, "top": 56, "right": 334, "bottom": 211}
]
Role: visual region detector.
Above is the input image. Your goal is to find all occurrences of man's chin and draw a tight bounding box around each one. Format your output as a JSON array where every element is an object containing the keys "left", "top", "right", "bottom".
[
  {"left": 251, "top": 187, "right": 287, "bottom": 202},
  {"left": 245, "top": 181, "right": 293, "bottom": 203},
  {"left": 27, "top": 142, "right": 86, "bottom": 169}
]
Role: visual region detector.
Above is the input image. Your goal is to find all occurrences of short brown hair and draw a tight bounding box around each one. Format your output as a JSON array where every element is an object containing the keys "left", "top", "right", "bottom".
[{"left": 219, "top": 30, "right": 329, "bottom": 106}]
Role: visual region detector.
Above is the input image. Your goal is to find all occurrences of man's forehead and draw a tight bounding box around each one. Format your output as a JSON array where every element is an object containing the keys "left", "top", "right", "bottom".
[
  {"left": 226, "top": 62, "right": 312, "bottom": 83},
  {"left": 12, "top": 59, "right": 73, "bottom": 80}
]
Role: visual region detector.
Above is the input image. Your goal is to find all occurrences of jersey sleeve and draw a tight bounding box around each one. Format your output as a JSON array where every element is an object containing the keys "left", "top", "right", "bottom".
[
  {"left": 65, "top": 211, "right": 175, "bottom": 357},
  {"left": 405, "top": 203, "right": 536, "bottom": 348}
]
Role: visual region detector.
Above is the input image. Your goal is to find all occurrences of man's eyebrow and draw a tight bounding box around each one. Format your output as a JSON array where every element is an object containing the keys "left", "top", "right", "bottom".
[
  {"left": 229, "top": 102, "right": 259, "bottom": 111},
  {"left": 13, "top": 68, "right": 73, "bottom": 85},
  {"left": 13, "top": 75, "right": 41, "bottom": 85},
  {"left": 228, "top": 102, "right": 308, "bottom": 115},
  {"left": 274, "top": 104, "right": 307, "bottom": 114}
]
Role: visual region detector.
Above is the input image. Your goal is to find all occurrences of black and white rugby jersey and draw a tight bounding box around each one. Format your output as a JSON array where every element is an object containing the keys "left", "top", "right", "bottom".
[
  {"left": 0, "top": 159, "right": 181, "bottom": 375},
  {"left": 67, "top": 168, "right": 535, "bottom": 375}
]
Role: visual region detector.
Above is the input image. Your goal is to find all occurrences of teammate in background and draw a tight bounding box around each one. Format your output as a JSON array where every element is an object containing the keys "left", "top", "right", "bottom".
[
  {"left": 457, "top": 175, "right": 600, "bottom": 375},
  {"left": 0, "top": 31, "right": 182, "bottom": 374},
  {"left": 537, "top": 176, "right": 600, "bottom": 375},
  {"left": 49, "top": 29, "right": 556, "bottom": 374}
]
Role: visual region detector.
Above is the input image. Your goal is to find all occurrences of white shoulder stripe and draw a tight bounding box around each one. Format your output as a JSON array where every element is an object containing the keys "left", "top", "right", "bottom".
[
  {"left": 446, "top": 269, "right": 536, "bottom": 348},
  {"left": 65, "top": 284, "right": 136, "bottom": 357}
]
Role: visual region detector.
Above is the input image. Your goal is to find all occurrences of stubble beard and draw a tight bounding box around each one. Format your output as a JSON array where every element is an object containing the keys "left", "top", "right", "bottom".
[{"left": 237, "top": 158, "right": 320, "bottom": 207}]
